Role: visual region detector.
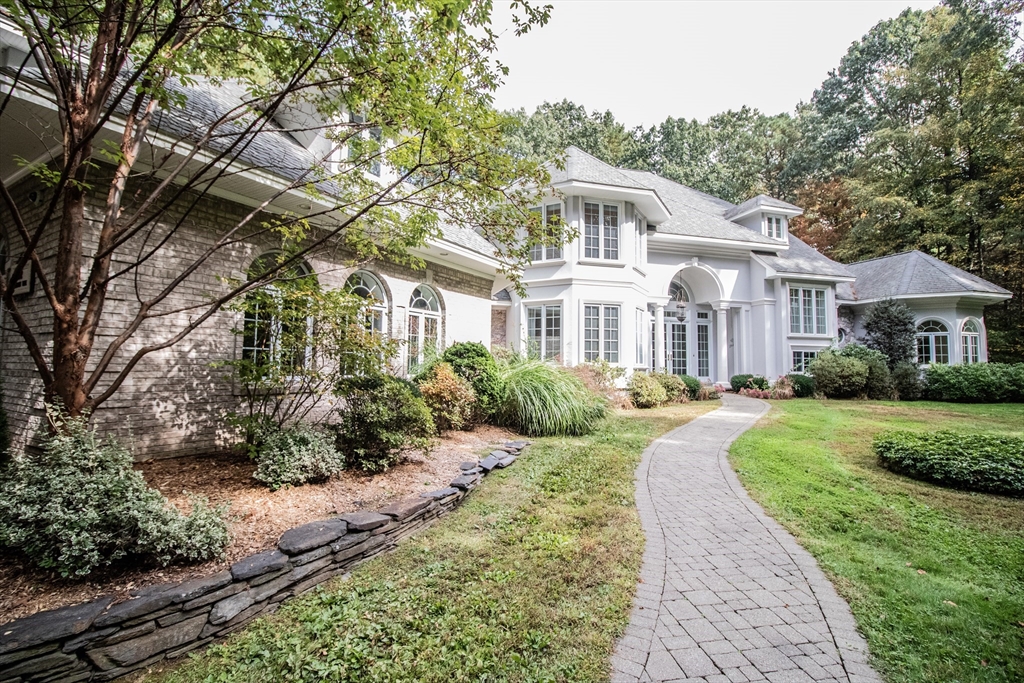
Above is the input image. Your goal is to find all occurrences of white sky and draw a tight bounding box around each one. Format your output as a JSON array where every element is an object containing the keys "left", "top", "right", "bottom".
[{"left": 490, "top": 0, "right": 940, "bottom": 128}]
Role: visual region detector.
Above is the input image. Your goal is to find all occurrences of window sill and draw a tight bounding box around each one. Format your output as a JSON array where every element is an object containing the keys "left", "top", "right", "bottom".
[
  {"left": 787, "top": 334, "right": 833, "bottom": 340},
  {"left": 577, "top": 259, "right": 627, "bottom": 268},
  {"left": 527, "top": 258, "right": 567, "bottom": 267}
]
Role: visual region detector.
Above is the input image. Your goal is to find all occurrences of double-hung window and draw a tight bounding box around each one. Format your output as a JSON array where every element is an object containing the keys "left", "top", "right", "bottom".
[
  {"left": 583, "top": 304, "right": 620, "bottom": 363},
  {"left": 789, "top": 287, "right": 827, "bottom": 334},
  {"left": 961, "top": 320, "right": 981, "bottom": 364},
  {"left": 792, "top": 350, "right": 818, "bottom": 373},
  {"left": 528, "top": 204, "right": 563, "bottom": 262},
  {"left": 526, "top": 304, "right": 561, "bottom": 361},
  {"left": 765, "top": 215, "right": 785, "bottom": 239},
  {"left": 584, "top": 201, "right": 619, "bottom": 260}
]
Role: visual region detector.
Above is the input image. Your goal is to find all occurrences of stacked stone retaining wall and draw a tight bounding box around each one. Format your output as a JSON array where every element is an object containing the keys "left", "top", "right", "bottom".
[{"left": 0, "top": 443, "right": 527, "bottom": 682}]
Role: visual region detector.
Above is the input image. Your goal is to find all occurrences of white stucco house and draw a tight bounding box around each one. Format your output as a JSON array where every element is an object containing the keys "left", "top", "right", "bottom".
[{"left": 492, "top": 147, "right": 1011, "bottom": 384}]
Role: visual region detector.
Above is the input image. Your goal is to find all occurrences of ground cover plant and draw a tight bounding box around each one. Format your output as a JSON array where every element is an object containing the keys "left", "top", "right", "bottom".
[
  {"left": 730, "top": 399, "right": 1024, "bottom": 683},
  {"left": 146, "top": 402, "right": 719, "bottom": 683},
  {"left": 875, "top": 430, "right": 1024, "bottom": 497},
  {"left": 0, "top": 408, "right": 229, "bottom": 577}
]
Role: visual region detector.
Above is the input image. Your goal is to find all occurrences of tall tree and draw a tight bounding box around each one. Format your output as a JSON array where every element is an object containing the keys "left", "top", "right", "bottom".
[{"left": 0, "top": 0, "right": 553, "bottom": 418}]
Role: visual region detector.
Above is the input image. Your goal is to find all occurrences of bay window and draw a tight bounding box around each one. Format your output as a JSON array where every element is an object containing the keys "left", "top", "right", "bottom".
[
  {"left": 789, "top": 286, "right": 827, "bottom": 335},
  {"left": 961, "top": 320, "right": 981, "bottom": 364},
  {"left": 916, "top": 320, "right": 949, "bottom": 364},
  {"left": 529, "top": 203, "right": 563, "bottom": 262},
  {"left": 583, "top": 304, "right": 620, "bottom": 363},
  {"left": 584, "top": 201, "right": 619, "bottom": 260}
]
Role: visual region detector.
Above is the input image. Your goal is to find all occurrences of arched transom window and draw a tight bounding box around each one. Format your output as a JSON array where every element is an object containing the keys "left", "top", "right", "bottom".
[
  {"left": 346, "top": 270, "right": 387, "bottom": 334},
  {"left": 407, "top": 284, "right": 442, "bottom": 373},
  {"left": 242, "top": 255, "right": 315, "bottom": 370},
  {"left": 961, "top": 320, "right": 981, "bottom": 364},
  {"left": 916, "top": 319, "right": 949, "bottom": 365}
]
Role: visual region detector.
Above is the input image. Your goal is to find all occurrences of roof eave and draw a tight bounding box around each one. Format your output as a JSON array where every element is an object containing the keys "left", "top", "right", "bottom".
[{"left": 551, "top": 179, "right": 671, "bottom": 222}]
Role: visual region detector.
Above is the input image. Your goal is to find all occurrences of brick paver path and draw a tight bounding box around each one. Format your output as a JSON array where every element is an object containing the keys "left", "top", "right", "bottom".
[{"left": 611, "top": 394, "right": 882, "bottom": 683}]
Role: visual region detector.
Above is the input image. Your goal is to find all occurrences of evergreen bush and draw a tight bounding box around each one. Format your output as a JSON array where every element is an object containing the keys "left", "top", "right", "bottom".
[
  {"left": 862, "top": 298, "right": 917, "bottom": 369},
  {"left": 730, "top": 374, "right": 754, "bottom": 392},
  {"left": 441, "top": 342, "right": 505, "bottom": 419},
  {"left": 892, "top": 362, "right": 924, "bottom": 401},
  {"left": 924, "top": 363, "right": 1024, "bottom": 403},
  {"left": 628, "top": 372, "right": 669, "bottom": 408},
  {"left": 679, "top": 374, "right": 703, "bottom": 400},
  {"left": 808, "top": 350, "right": 869, "bottom": 398},
  {"left": 786, "top": 373, "right": 816, "bottom": 398},
  {"left": 0, "top": 407, "right": 229, "bottom": 577},
  {"left": 253, "top": 423, "right": 344, "bottom": 490},
  {"left": 332, "top": 375, "right": 434, "bottom": 473},
  {"left": 840, "top": 343, "right": 894, "bottom": 400},
  {"left": 875, "top": 430, "right": 1024, "bottom": 497},
  {"left": 651, "top": 372, "right": 689, "bottom": 403}
]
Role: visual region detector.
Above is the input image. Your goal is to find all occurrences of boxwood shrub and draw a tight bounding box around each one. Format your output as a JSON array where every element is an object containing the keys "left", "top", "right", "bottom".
[
  {"left": 679, "top": 374, "right": 703, "bottom": 400},
  {"left": 786, "top": 373, "right": 816, "bottom": 398},
  {"left": 730, "top": 374, "right": 753, "bottom": 392},
  {"left": 441, "top": 342, "right": 505, "bottom": 420},
  {"left": 874, "top": 430, "right": 1024, "bottom": 497},
  {"left": 924, "top": 363, "right": 1024, "bottom": 403}
]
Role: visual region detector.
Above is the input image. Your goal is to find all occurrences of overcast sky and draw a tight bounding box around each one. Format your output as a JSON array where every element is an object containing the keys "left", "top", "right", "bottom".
[{"left": 490, "top": 0, "right": 939, "bottom": 128}]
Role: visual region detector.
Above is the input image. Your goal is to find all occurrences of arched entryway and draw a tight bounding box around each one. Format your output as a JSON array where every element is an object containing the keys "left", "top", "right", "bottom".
[{"left": 653, "top": 265, "right": 728, "bottom": 382}]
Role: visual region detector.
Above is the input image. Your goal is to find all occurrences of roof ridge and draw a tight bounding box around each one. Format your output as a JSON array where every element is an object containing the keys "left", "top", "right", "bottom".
[{"left": 846, "top": 249, "right": 919, "bottom": 267}]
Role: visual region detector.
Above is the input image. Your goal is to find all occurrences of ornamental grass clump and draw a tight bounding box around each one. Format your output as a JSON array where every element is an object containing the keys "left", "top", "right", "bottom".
[
  {"left": 496, "top": 356, "right": 605, "bottom": 436},
  {"left": 874, "top": 430, "right": 1024, "bottom": 497},
  {"left": 0, "top": 407, "right": 229, "bottom": 577}
]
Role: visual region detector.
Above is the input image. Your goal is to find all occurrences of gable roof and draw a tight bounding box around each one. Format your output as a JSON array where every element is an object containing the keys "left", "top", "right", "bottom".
[
  {"left": 837, "top": 250, "right": 1011, "bottom": 302},
  {"left": 723, "top": 194, "right": 802, "bottom": 220}
]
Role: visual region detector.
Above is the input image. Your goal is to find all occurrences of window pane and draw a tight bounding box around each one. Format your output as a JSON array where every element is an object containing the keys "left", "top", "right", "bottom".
[
  {"left": 528, "top": 208, "right": 542, "bottom": 261},
  {"left": 802, "top": 290, "right": 813, "bottom": 334},
  {"left": 527, "top": 306, "right": 542, "bottom": 358},
  {"left": 604, "top": 306, "right": 619, "bottom": 362},
  {"left": 934, "top": 334, "right": 949, "bottom": 364},
  {"left": 584, "top": 203, "right": 600, "bottom": 259},
  {"left": 545, "top": 205, "right": 562, "bottom": 260},
  {"left": 814, "top": 290, "right": 826, "bottom": 334},
  {"left": 584, "top": 305, "right": 600, "bottom": 362},
  {"left": 697, "top": 323, "right": 710, "bottom": 377},
  {"left": 603, "top": 204, "right": 619, "bottom": 260},
  {"left": 408, "top": 313, "right": 421, "bottom": 373},
  {"left": 545, "top": 305, "right": 561, "bottom": 361},
  {"left": 790, "top": 288, "right": 801, "bottom": 333},
  {"left": 970, "top": 335, "right": 979, "bottom": 363},
  {"left": 792, "top": 351, "right": 801, "bottom": 372},
  {"left": 916, "top": 335, "right": 930, "bottom": 364},
  {"left": 424, "top": 316, "right": 438, "bottom": 361}
]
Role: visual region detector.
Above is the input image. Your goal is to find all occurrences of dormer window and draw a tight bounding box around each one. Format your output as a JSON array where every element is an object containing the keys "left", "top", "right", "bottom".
[{"left": 765, "top": 215, "right": 785, "bottom": 239}]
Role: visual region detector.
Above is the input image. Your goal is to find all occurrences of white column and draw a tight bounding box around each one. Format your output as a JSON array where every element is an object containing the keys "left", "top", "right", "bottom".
[
  {"left": 654, "top": 304, "right": 666, "bottom": 372},
  {"left": 716, "top": 306, "right": 729, "bottom": 384},
  {"left": 739, "top": 306, "right": 751, "bottom": 375}
]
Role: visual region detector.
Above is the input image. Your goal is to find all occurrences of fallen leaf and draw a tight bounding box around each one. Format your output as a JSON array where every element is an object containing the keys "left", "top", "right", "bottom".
[
  {"left": 906, "top": 562, "right": 912, "bottom": 567},
  {"left": 917, "top": 569, "right": 927, "bottom": 575},
  {"left": 981, "top": 660, "right": 988, "bottom": 667},
  {"left": 943, "top": 600, "right": 957, "bottom": 607}
]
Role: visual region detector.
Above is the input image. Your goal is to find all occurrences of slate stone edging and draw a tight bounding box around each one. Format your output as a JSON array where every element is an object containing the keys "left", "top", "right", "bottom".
[{"left": 0, "top": 441, "right": 530, "bottom": 682}]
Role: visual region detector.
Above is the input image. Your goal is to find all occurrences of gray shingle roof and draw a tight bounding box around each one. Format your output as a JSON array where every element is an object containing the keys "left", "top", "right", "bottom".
[
  {"left": 548, "top": 146, "right": 655, "bottom": 190},
  {"left": 837, "top": 251, "right": 1010, "bottom": 301},
  {"left": 757, "top": 238, "right": 855, "bottom": 279},
  {"left": 723, "top": 194, "right": 802, "bottom": 220}
]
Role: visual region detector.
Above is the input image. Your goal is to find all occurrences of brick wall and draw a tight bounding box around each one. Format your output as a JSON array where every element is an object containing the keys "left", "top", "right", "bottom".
[{"left": 1, "top": 172, "right": 494, "bottom": 459}]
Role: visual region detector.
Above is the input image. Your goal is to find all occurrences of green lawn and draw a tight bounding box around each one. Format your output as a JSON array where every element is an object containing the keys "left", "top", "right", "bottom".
[
  {"left": 730, "top": 399, "right": 1024, "bottom": 683},
  {"left": 144, "top": 402, "right": 718, "bottom": 683}
]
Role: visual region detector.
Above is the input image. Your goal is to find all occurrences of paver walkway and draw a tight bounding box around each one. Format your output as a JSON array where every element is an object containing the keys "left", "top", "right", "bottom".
[{"left": 611, "top": 394, "right": 882, "bottom": 683}]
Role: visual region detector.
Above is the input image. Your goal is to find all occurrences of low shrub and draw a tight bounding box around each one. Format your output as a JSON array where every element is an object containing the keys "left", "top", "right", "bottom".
[
  {"left": 679, "top": 374, "right": 703, "bottom": 400},
  {"left": 253, "top": 423, "right": 344, "bottom": 490},
  {"left": 628, "top": 372, "right": 668, "bottom": 408},
  {"left": 496, "top": 356, "right": 606, "bottom": 436},
  {"left": 892, "top": 362, "right": 924, "bottom": 401},
  {"left": 808, "top": 350, "right": 869, "bottom": 399},
  {"left": 332, "top": 375, "right": 434, "bottom": 473},
  {"left": 839, "top": 343, "right": 894, "bottom": 400},
  {"left": 739, "top": 388, "right": 771, "bottom": 399},
  {"left": 770, "top": 376, "right": 795, "bottom": 400},
  {"left": 698, "top": 385, "right": 721, "bottom": 401},
  {"left": 746, "top": 376, "right": 770, "bottom": 391},
  {"left": 787, "top": 373, "right": 816, "bottom": 398},
  {"left": 652, "top": 373, "right": 689, "bottom": 403},
  {"left": 730, "top": 374, "right": 753, "bottom": 393},
  {"left": 874, "top": 430, "right": 1024, "bottom": 497},
  {"left": 568, "top": 361, "right": 631, "bottom": 410},
  {"left": 924, "top": 363, "right": 1024, "bottom": 403},
  {"left": 417, "top": 362, "right": 477, "bottom": 432},
  {"left": 441, "top": 342, "right": 505, "bottom": 419},
  {"left": 0, "top": 407, "right": 229, "bottom": 577}
]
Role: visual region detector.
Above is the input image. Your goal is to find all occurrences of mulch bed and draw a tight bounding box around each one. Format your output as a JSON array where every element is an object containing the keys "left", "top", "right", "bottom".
[{"left": 0, "top": 425, "right": 515, "bottom": 625}]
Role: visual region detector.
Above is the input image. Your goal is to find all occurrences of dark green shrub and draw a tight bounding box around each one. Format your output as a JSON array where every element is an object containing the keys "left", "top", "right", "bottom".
[
  {"left": 840, "top": 343, "right": 893, "bottom": 400},
  {"left": 862, "top": 298, "right": 917, "bottom": 369},
  {"left": 332, "top": 375, "right": 434, "bottom": 473},
  {"left": 0, "top": 408, "right": 229, "bottom": 577},
  {"left": 679, "top": 375, "right": 702, "bottom": 400},
  {"left": 441, "top": 342, "right": 504, "bottom": 419},
  {"left": 417, "top": 362, "right": 477, "bottom": 432},
  {"left": 730, "top": 374, "right": 753, "bottom": 392},
  {"left": 652, "top": 373, "right": 689, "bottom": 403},
  {"left": 496, "top": 356, "right": 605, "bottom": 436},
  {"left": 629, "top": 372, "right": 668, "bottom": 408},
  {"left": 808, "top": 350, "right": 869, "bottom": 398},
  {"left": 892, "top": 362, "right": 924, "bottom": 401},
  {"left": 875, "top": 430, "right": 1024, "bottom": 497},
  {"left": 925, "top": 363, "right": 1024, "bottom": 403},
  {"left": 787, "top": 373, "right": 816, "bottom": 398},
  {"left": 253, "top": 423, "right": 344, "bottom": 490}
]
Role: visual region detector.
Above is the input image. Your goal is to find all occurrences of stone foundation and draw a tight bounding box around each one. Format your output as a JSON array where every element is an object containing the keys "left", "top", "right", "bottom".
[{"left": 0, "top": 442, "right": 528, "bottom": 682}]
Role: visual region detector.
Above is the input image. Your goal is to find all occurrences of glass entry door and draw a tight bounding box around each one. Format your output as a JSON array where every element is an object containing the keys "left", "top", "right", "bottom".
[{"left": 668, "top": 321, "right": 687, "bottom": 376}]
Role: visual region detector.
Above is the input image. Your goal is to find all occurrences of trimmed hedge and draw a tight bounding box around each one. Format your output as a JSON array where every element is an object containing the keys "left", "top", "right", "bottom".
[
  {"left": 730, "top": 374, "right": 753, "bottom": 393},
  {"left": 874, "top": 430, "right": 1024, "bottom": 497},
  {"left": 787, "top": 373, "right": 816, "bottom": 398},
  {"left": 924, "top": 363, "right": 1024, "bottom": 403}
]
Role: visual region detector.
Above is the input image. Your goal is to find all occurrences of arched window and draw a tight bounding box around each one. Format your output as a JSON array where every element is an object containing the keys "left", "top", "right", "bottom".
[
  {"left": 242, "top": 255, "right": 315, "bottom": 370},
  {"left": 346, "top": 270, "right": 388, "bottom": 333},
  {"left": 916, "top": 320, "right": 949, "bottom": 365},
  {"left": 961, "top": 320, "right": 981, "bottom": 364},
  {"left": 407, "top": 284, "right": 441, "bottom": 373}
]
